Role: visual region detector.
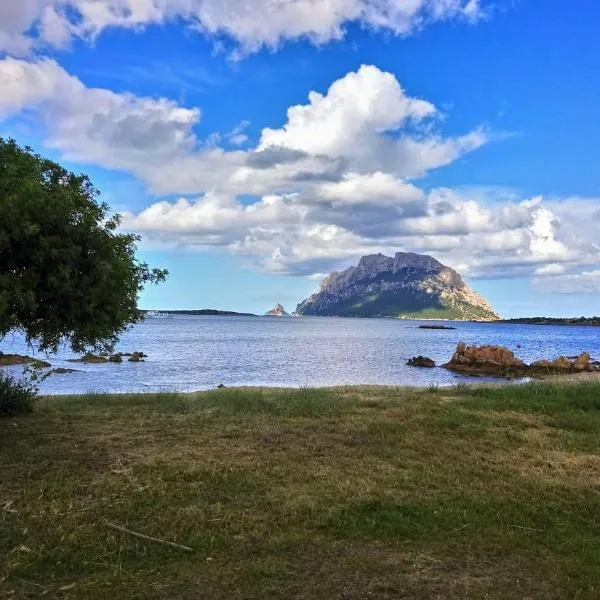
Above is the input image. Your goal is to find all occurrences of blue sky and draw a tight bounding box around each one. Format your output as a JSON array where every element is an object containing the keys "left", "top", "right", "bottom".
[{"left": 1, "top": 0, "right": 599, "bottom": 316}]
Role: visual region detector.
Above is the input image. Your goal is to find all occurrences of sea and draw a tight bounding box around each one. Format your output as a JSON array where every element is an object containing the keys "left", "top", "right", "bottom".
[{"left": 2, "top": 315, "right": 599, "bottom": 395}]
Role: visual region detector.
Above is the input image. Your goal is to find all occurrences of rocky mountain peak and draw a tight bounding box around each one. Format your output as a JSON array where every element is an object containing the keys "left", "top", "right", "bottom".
[{"left": 296, "top": 252, "right": 499, "bottom": 321}]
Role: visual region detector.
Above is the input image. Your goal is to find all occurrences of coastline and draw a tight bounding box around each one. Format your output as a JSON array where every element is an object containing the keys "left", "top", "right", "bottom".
[{"left": 36, "top": 371, "right": 600, "bottom": 397}]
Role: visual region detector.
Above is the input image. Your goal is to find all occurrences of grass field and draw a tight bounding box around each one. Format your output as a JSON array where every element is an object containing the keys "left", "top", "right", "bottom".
[{"left": 2, "top": 383, "right": 600, "bottom": 599}]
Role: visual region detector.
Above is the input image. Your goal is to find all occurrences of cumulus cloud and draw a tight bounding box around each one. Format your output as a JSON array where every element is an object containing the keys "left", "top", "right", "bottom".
[
  {"left": 1, "top": 57, "right": 598, "bottom": 286},
  {"left": 0, "top": 0, "right": 487, "bottom": 56},
  {"left": 0, "top": 60, "right": 485, "bottom": 197},
  {"left": 145, "top": 65, "right": 488, "bottom": 193},
  {"left": 123, "top": 187, "right": 600, "bottom": 282},
  {"left": 0, "top": 57, "right": 200, "bottom": 168}
]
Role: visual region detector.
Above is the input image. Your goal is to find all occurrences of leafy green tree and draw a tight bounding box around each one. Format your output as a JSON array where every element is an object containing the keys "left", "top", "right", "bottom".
[{"left": 0, "top": 137, "right": 167, "bottom": 354}]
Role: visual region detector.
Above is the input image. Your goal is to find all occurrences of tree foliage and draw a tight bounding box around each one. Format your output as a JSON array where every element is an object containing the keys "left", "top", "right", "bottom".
[{"left": 0, "top": 137, "right": 167, "bottom": 353}]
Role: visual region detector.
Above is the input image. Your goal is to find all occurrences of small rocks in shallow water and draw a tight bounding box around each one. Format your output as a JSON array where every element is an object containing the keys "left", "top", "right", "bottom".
[
  {"left": 72, "top": 354, "right": 108, "bottom": 364},
  {"left": 68, "top": 351, "right": 147, "bottom": 363},
  {"left": 0, "top": 352, "right": 51, "bottom": 368},
  {"left": 407, "top": 356, "right": 436, "bottom": 368},
  {"left": 50, "top": 368, "right": 80, "bottom": 375}
]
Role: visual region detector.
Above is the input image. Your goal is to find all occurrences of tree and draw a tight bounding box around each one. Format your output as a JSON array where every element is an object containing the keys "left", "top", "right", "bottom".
[{"left": 0, "top": 138, "right": 167, "bottom": 354}]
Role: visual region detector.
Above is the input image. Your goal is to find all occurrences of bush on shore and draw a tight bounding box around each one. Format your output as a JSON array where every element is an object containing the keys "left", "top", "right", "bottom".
[{"left": 0, "top": 369, "right": 38, "bottom": 416}]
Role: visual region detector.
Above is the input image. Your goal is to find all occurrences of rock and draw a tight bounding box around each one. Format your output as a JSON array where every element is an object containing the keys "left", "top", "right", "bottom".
[
  {"left": 0, "top": 352, "right": 50, "bottom": 368},
  {"left": 407, "top": 356, "right": 436, "bottom": 368},
  {"left": 443, "top": 343, "right": 527, "bottom": 377},
  {"left": 573, "top": 352, "right": 592, "bottom": 372},
  {"left": 295, "top": 252, "right": 499, "bottom": 321},
  {"left": 108, "top": 354, "right": 123, "bottom": 363},
  {"left": 419, "top": 325, "right": 456, "bottom": 330},
  {"left": 445, "top": 345, "right": 599, "bottom": 378},
  {"left": 32, "top": 359, "right": 52, "bottom": 368},
  {"left": 265, "top": 304, "right": 290, "bottom": 317},
  {"left": 80, "top": 354, "right": 108, "bottom": 364},
  {"left": 50, "top": 368, "right": 79, "bottom": 374},
  {"left": 128, "top": 352, "right": 145, "bottom": 362},
  {"left": 530, "top": 352, "right": 595, "bottom": 374}
]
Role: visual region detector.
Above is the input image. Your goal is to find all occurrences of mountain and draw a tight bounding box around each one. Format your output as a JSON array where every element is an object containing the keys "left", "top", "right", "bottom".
[
  {"left": 265, "top": 303, "right": 291, "bottom": 317},
  {"left": 295, "top": 252, "right": 499, "bottom": 321}
]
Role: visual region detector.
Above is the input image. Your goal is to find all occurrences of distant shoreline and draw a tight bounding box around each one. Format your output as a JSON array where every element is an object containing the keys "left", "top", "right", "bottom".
[
  {"left": 142, "top": 311, "right": 600, "bottom": 325},
  {"left": 143, "top": 309, "right": 257, "bottom": 317},
  {"left": 494, "top": 317, "right": 600, "bottom": 327}
]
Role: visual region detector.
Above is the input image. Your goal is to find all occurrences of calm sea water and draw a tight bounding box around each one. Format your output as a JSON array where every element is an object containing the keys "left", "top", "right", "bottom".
[{"left": 2, "top": 316, "right": 599, "bottom": 394}]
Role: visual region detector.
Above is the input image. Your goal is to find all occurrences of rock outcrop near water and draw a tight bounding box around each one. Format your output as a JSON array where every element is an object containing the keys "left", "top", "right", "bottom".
[
  {"left": 407, "top": 356, "right": 436, "bottom": 368},
  {"left": 0, "top": 352, "right": 51, "bottom": 368},
  {"left": 296, "top": 252, "right": 499, "bottom": 321},
  {"left": 443, "top": 343, "right": 599, "bottom": 377},
  {"left": 265, "top": 304, "right": 290, "bottom": 317}
]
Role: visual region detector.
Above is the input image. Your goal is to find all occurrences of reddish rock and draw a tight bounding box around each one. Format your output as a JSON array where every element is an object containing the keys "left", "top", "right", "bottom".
[
  {"left": 443, "top": 343, "right": 527, "bottom": 376},
  {"left": 573, "top": 352, "right": 592, "bottom": 372},
  {"left": 530, "top": 352, "right": 594, "bottom": 374},
  {"left": 445, "top": 345, "right": 599, "bottom": 378}
]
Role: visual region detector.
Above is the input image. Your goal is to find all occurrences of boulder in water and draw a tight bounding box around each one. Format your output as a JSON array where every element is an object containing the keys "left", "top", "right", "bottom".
[
  {"left": 407, "top": 356, "right": 436, "bottom": 368},
  {"left": 443, "top": 343, "right": 527, "bottom": 376}
]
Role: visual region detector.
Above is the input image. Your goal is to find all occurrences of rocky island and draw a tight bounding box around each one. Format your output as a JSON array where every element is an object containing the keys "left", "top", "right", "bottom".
[
  {"left": 296, "top": 252, "right": 499, "bottom": 321},
  {"left": 265, "top": 304, "right": 290, "bottom": 317}
]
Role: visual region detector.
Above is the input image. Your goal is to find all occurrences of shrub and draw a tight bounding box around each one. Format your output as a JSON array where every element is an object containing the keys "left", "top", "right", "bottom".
[{"left": 0, "top": 369, "right": 38, "bottom": 416}]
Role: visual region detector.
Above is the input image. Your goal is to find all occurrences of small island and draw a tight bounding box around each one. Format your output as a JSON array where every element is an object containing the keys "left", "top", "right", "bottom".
[
  {"left": 265, "top": 304, "right": 291, "bottom": 317},
  {"left": 419, "top": 324, "right": 456, "bottom": 330}
]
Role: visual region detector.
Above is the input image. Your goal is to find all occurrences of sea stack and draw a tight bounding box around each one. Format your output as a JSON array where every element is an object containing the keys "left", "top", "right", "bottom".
[{"left": 265, "top": 303, "right": 291, "bottom": 317}]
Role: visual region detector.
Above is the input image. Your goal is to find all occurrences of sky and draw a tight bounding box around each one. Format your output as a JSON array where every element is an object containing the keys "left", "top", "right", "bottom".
[{"left": 1, "top": 0, "right": 599, "bottom": 317}]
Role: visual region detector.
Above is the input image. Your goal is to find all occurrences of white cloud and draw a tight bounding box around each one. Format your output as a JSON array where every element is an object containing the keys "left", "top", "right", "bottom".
[
  {"left": 533, "top": 270, "right": 600, "bottom": 295},
  {"left": 1, "top": 57, "right": 598, "bottom": 287},
  {"left": 258, "top": 65, "right": 488, "bottom": 177},
  {"left": 534, "top": 264, "right": 567, "bottom": 277},
  {"left": 0, "top": 57, "right": 201, "bottom": 168},
  {"left": 317, "top": 172, "right": 425, "bottom": 205},
  {"left": 0, "top": 0, "right": 487, "bottom": 56},
  {"left": 0, "top": 60, "right": 485, "bottom": 197},
  {"left": 260, "top": 65, "right": 436, "bottom": 156},
  {"left": 124, "top": 187, "right": 600, "bottom": 281},
  {"left": 144, "top": 65, "right": 487, "bottom": 193}
]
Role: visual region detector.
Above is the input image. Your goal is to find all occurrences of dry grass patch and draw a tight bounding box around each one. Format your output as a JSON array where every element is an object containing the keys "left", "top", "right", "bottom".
[{"left": 1, "top": 383, "right": 600, "bottom": 599}]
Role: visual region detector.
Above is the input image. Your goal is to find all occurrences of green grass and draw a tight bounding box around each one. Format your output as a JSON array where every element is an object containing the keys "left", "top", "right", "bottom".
[{"left": 2, "top": 382, "right": 600, "bottom": 598}]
